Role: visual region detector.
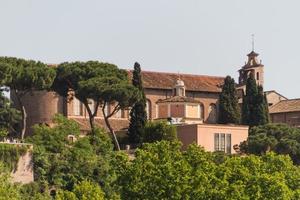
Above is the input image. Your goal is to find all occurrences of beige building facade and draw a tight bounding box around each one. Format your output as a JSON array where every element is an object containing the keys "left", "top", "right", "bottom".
[{"left": 177, "top": 124, "right": 249, "bottom": 153}]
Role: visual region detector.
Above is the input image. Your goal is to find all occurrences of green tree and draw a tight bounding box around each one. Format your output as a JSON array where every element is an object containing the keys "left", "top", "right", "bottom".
[
  {"left": 218, "top": 76, "right": 240, "bottom": 124},
  {"left": 56, "top": 180, "right": 105, "bottom": 200},
  {"left": 26, "top": 115, "right": 117, "bottom": 198},
  {"left": 119, "top": 141, "right": 191, "bottom": 200},
  {"left": 242, "top": 74, "right": 269, "bottom": 126},
  {"left": 242, "top": 73, "right": 258, "bottom": 126},
  {"left": 240, "top": 123, "right": 300, "bottom": 164},
  {"left": 255, "top": 86, "right": 269, "bottom": 125},
  {"left": 128, "top": 62, "right": 147, "bottom": 145},
  {"left": 0, "top": 57, "right": 56, "bottom": 139},
  {"left": 0, "top": 162, "right": 20, "bottom": 200},
  {"left": 143, "top": 120, "right": 177, "bottom": 143},
  {"left": 0, "top": 90, "right": 21, "bottom": 137},
  {"left": 118, "top": 141, "right": 300, "bottom": 199},
  {"left": 52, "top": 61, "right": 140, "bottom": 150}
]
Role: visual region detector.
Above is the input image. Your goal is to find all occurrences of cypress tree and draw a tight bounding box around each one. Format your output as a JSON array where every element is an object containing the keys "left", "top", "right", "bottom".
[
  {"left": 264, "top": 92, "right": 270, "bottom": 123},
  {"left": 218, "top": 76, "right": 240, "bottom": 124},
  {"left": 255, "top": 86, "right": 268, "bottom": 125},
  {"left": 128, "top": 62, "right": 147, "bottom": 145},
  {"left": 242, "top": 74, "right": 269, "bottom": 126},
  {"left": 242, "top": 73, "right": 258, "bottom": 126}
]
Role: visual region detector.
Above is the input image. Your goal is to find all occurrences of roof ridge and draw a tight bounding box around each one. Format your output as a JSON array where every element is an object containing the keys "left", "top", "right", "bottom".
[
  {"left": 139, "top": 70, "right": 225, "bottom": 79},
  {"left": 278, "top": 98, "right": 300, "bottom": 102}
]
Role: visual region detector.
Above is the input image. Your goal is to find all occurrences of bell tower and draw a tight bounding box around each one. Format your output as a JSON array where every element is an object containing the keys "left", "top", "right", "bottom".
[
  {"left": 238, "top": 51, "right": 264, "bottom": 87},
  {"left": 238, "top": 35, "right": 264, "bottom": 87}
]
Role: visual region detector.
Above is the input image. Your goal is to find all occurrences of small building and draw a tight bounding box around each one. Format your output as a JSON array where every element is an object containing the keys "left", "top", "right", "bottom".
[
  {"left": 265, "top": 90, "right": 288, "bottom": 107},
  {"left": 177, "top": 124, "right": 248, "bottom": 153},
  {"left": 156, "top": 78, "right": 248, "bottom": 153},
  {"left": 269, "top": 99, "right": 300, "bottom": 127}
]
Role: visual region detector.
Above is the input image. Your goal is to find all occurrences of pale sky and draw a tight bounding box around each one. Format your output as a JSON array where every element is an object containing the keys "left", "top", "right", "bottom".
[{"left": 0, "top": 0, "right": 299, "bottom": 98}]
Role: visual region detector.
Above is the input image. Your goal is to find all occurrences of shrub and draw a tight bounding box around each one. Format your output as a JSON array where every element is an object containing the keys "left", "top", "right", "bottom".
[{"left": 143, "top": 121, "right": 177, "bottom": 143}]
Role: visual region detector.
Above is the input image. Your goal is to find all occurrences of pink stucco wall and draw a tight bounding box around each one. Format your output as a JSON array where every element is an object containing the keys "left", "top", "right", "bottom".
[{"left": 177, "top": 124, "right": 248, "bottom": 153}]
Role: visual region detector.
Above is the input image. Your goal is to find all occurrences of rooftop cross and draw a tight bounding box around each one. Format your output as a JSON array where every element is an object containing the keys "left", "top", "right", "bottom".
[{"left": 251, "top": 34, "right": 255, "bottom": 51}]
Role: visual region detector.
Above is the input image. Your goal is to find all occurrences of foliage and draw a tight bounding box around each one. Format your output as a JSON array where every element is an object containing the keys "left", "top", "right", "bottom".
[
  {"left": 56, "top": 180, "right": 105, "bottom": 200},
  {"left": 19, "top": 182, "right": 51, "bottom": 200},
  {"left": 143, "top": 120, "right": 177, "bottom": 143},
  {"left": 26, "top": 115, "right": 117, "bottom": 199},
  {"left": 0, "top": 57, "right": 56, "bottom": 139},
  {"left": 0, "top": 162, "right": 20, "bottom": 200},
  {"left": 255, "top": 86, "right": 270, "bottom": 125},
  {"left": 218, "top": 76, "right": 240, "bottom": 124},
  {"left": 52, "top": 61, "right": 140, "bottom": 149},
  {"left": 118, "top": 141, "right": 300, "bottom": 200},
  {"left": 0, "top": 90, "right": 21, "bottom": 136},
  {"left": 240, "top": 123, "right": 300, "bottom": 164},
  {"left": 128, "top": 62, "right": 147, "bottom": 145},
  {"left": 0, "top": 144, "right": 28, "bottom": 171},
  {"left": 242, "top": 74, "right": 269, "bottom": 126}
]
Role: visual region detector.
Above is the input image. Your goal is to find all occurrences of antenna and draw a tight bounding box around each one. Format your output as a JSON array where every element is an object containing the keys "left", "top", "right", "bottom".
[
  {"left": 251, "top": 34, "right": 255, "bottom": 51},
  {"left": 177, "top": 71, "right": 180, "bottom": 80}
]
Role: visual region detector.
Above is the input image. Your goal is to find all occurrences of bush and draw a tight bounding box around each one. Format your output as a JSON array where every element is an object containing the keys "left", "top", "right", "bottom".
[
  {"left": 240, "top": 123, "right": 300, "bottom": 164},
  {"left": 143, "top": 121, "right": 177, "bottom": 143},
  {"left": 0, "top": 144, "right": 28, "bottom": 171},
  {"left": 118, "top": 141, "right": 300, "bottom": 200}
]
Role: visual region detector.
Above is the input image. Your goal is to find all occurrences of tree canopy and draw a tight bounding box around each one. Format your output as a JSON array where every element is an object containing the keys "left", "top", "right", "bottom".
[
  {"left": 52, "top": 61, "right": 140, "bottom": 150},
  {"left": 242, "top": 74, "right": 269, "bottom": 126},
  {"left": 117, "top": 141, "right": 300, "bottom": 200},
  {"left": 0, "top": 90, "right": 21, "bottom": 136},
  {"left": 128, "top": 62, "right": 147, "bottom": 145},
  {"left": 218, "top": 76, "right": 240, "bottom": 124},
  {"left": 26, "top": 115, "right": 117, "bottom": 198},
  {"left": 240, "top": 123, "right": 300, "bottom": 164},
  {"left": 0, "top": 57, "right": 56, "bottom": 139}
]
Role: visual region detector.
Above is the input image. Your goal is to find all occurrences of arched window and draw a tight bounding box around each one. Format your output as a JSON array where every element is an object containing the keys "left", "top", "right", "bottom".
[
  {"left": 73, "top": 98, "right": 83, "bottom": 116},
  {"left": 88, "top": 99, "right": 95, "bottom": 114},
  {"left": 199, "top": 103, "right": 204, "bottom": 120},
  {"left": 146, "top": 99, "right": 151, "bottom": 119},
  {"left": 115, "top": 109, "right": 122, "bottom": 118},
  {"left": 256, "top": 72, "right": 260, "bottom": 80},
  {"left": 208, "top": 104, "right": 217, "bottom": 123}
]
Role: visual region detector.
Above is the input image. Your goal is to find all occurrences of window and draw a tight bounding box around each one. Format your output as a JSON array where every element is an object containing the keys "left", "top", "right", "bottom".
[
  {"left": 73, "top": 98, "right": 83, "bottom": 116},
  {"left": 214, "top": 133, "right": 232, "bottom": 153},
  {"left": 146, "top": 99, "right": 151, "bottom": 119},
  {"left": 220, "top": 133, "right": 225, "bottom": 152},
  {"left": 115, "top": 109, "right": 122, "bottom": 118},
  {"left": 226, "top": 134, "right": 231, "bottom": 154},
  {"left": 199, "top": 104, "right": 204, "bottom": 120},
  {"left": 208, "top": 104, "right": 217, "bottom": 123},
  {"left": 103, "top": 104, "right": 109, "bottom": 116},
  {"left": 214, "top": 133, "right": 219, "bottom": 152},
  {"left": 88, "top": 99, "right": 95, "bottom": 114},
  {"left": 178, "top": 88, "right": 184, "bottom": 96},
  {"left": 256, "top": 72, "right": 260, "bottom": 80}
]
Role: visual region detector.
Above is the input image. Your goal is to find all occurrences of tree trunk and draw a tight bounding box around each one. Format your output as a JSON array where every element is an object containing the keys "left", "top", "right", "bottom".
[
  {"left": 13, "top": 89, "right": 27, "bottom": 140},
  {"left": 104, "top": 116, "right": 121, "bottom": 151},
  {"left": 83, "top": 101, "right": 96, "bottom": 134},
  {"left": 21, "top": 105, "right": 27, "bottom": 140}
]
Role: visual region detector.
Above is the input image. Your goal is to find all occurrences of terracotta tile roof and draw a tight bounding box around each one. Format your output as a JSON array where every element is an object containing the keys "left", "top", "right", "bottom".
[
  {"left": 71, "top": 117, "right": 129, "bottom": 132},
  {"left": 157, "top": 96, "right": 200, "bottom": 103},
  {"left": 128, "top": 70, "right": 224, "bottom": 93},
  {"left": 48, "top": 64, "right": 223, "bottom": 93},
  {"left": 269, "top": 99, "right": 300, "bottom": 114}
]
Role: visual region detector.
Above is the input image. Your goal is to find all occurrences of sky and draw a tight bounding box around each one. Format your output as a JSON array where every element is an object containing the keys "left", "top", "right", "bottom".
[{"left": 0, "top": 0, "right": 299, "bottom": 98}]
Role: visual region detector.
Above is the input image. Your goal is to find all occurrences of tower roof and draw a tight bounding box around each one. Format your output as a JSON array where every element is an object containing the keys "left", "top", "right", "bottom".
[{"left": 247, "top": 51, "right": 259, "bottom": 57}]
